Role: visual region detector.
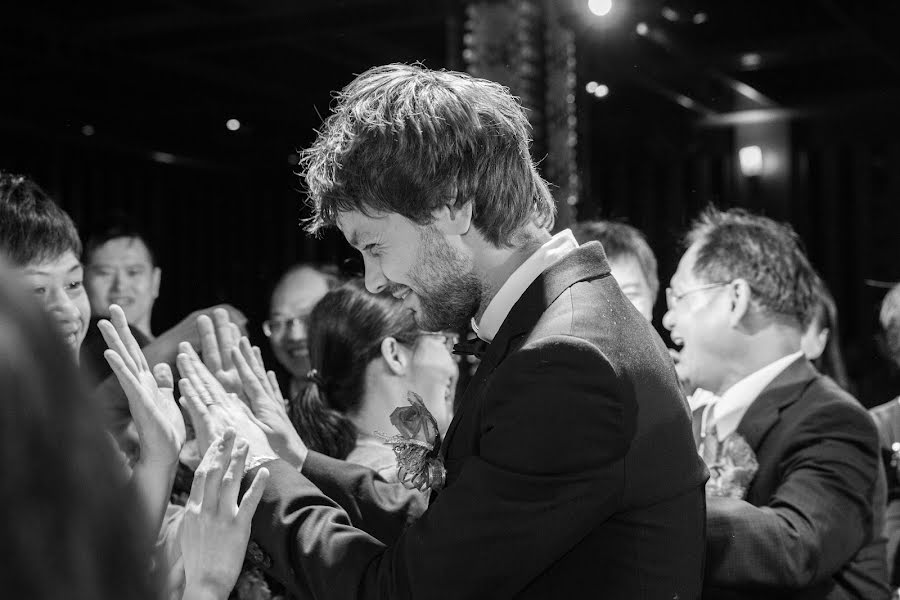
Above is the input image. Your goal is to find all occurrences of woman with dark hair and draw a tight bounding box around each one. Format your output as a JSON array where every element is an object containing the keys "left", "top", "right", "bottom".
[
  {"left": 801, "top": 276, "right": 851, "bottom": 391},
  {"left": 0, "top": 265, "right": 156, "bottom": 600},
  {"left": 292, "top": 279, "right": 458, "bottom": 484}
]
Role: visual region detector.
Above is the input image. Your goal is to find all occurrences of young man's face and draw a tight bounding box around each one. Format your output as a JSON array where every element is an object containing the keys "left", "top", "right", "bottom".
[
  {"left": 20, "top": 250, "right": 90, "bottom": 357},
  {"left": 608, "top": 254, "right": 655, "bottom": 321},
  {"left": 337, "top": 209, "right": 481, "bottom": 332},
  {"left": 85, "top": 236, "right": 160, "bottom": 332}
]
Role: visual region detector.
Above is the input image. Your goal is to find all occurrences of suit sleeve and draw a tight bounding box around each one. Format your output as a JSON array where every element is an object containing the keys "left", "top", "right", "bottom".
[
  {"left": 245, "top": 335, "right": 634, "bottom": 599},
  {"left": 300, "top": 451, "right": 427, "bottom": 544},
  {"left": 705, "top": 400, "right": 880, "bottom": 589}
]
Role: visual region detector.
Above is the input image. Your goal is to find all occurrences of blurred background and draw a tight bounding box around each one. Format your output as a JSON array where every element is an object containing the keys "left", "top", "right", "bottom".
[{"left": 2, "top": 0, "right": 899, "bottom": 405}]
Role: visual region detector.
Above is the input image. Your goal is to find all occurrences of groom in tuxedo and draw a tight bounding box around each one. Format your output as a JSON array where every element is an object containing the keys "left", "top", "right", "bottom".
[
  {"left": 665, "top": 207, "right": 888, "bottom": 599},
  {"left": 215, "top": 63, "right": 707, "bottom": 599}
]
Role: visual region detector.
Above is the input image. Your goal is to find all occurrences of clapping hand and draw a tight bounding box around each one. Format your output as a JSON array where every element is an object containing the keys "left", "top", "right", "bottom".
[
  {"left": 177, "top": 342, "right": 276, "bottom": 464},
  {"left": 197, "top": 309, "right": 246, "bottom": 402},
  {"left": 231, "top": 337, "right": 309, "bottom": 469},
  {"left": 99, "top": 304, "right": 186, "bottom": 468},
  {"left": 181, "top": 429, "right": 269, "bottom": 600}
]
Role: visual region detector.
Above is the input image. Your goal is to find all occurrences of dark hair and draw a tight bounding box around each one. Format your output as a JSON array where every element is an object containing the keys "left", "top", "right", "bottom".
[
  {"left": 0, "top": 265, "right": 156, "bottom": 600},
  {"left": 300, "top": 63, "right": 556, "bottom": 247},
  {"left": 292, "top": 279, "right": 419, "bottom": 459},
  {"left": 0, "top": 172, "right": 82, "bottom": 267},
  {"left": 686, "top": 207, "right": 817, "bottom": 327},
  {"left": 571, "top": 220, "right": 659, "bottom": 298},
  {"left": 83, "top": 213, "right": 157, "bottom": 267},
  {"left": 809, "top": 276, "right": 851, "bottom": 390},
  {"left": 881, "top": 282, "right": 900, "bottom": 369}
]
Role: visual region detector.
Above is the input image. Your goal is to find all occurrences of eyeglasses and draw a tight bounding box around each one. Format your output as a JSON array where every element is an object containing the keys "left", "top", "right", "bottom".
[
  {"left": 262, "top": 316, "right": 308, "bottom": 337},
  {"left": 665, "top": 282, "right": 730, "bottom": 311},
  {"left": 416, "top": 331, "right": 460, "bottom": 353}
]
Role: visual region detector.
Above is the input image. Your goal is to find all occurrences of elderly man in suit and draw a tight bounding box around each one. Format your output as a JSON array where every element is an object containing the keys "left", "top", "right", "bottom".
[
  {"left": 178, "top": 64, "right": 707, "bottom": 600},
  {"left": 664, "top": 207, "right": 889, "bottom": 599}
]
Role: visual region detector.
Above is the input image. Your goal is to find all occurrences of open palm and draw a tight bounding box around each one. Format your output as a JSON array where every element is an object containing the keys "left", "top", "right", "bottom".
[{"left": 100, "top": 305, "right": 186, "bottom": 466}]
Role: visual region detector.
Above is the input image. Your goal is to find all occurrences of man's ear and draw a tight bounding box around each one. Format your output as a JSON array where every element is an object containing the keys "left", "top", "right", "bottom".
[
  {"left": 380, "top": 337, "right": 410, "bottom": 376},
  {"left": 151, "top": 267, "right": 162, "bottom": 299},
  {"left": 727, "top": 278, "right": 752, "bottom": 328},
  {"left": 432, "top": 183, "right": 472, "bottom": 236}
]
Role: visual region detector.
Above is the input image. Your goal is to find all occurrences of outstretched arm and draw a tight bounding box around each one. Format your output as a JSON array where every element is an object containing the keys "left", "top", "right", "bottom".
[{"left": 242, "top": 337, "right": 635, "bottom": 599}]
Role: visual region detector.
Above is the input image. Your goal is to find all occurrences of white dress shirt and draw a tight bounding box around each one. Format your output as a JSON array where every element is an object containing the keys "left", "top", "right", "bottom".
[
  {"left": 472, "top": 229, "right": 578, "bottom": 343},
  {"left": 700, "top": 351, "right": 804, "bottom": 442}
]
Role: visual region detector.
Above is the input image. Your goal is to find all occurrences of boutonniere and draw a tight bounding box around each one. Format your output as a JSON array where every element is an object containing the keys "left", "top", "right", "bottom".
[
  {"left": 380, "top": 391, "right": 446, "bottom": 492},
  {"left": 702, "top": 432, "right": 759, "bottom": 499}
]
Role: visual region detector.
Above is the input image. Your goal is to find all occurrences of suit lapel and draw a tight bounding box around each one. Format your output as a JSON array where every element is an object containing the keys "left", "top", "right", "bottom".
[
  {"left": 439, "top": 242, "right": 612, "bottom": 459},
  {"left": 736, "top": 357, "right": 819, "bottom": 452}
]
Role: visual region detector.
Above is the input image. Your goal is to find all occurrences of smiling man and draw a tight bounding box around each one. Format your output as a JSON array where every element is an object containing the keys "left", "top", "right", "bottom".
[
  {"left": 265, "top": 263, "right": 339, "bottom": 398},
  {"left": 84, "top": 221, "right": 161, "bottom": 339},
  {"left": 213, "top": 64, "right": 707, "bottom": 600},
  {"left": 0, "top": 173, "right": 89, "bottom": 359},
  {"left": 664, "top": 207, "right": 887, "bottom": 599}
]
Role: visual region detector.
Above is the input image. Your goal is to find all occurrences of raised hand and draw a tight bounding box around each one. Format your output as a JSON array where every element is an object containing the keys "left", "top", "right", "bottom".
[
  {"left": 177, "top": 342, "right": 275, "bottom": 462},
  {"left": 197, "top": 309, "right": 245, "bottom": 401},
  {"left": 181, "top": 429, "right": 269, "bottom": 600},
  {"left": 232, "top": 337, "right": 309, "bottom": 469},
  {"left": 99, "top": 304, "right": 186, "bottom": 467}
]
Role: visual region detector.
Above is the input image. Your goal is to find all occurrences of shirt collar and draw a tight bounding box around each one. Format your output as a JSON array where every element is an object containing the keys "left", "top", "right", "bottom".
[
  {"left": 702, "top": 350, "right": 804, "bottom": 441},
  {"left": 472, "top": 229, "right": 579, "bottom": 343}
]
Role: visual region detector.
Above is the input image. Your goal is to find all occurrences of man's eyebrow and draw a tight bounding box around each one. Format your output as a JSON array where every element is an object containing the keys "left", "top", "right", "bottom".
[{"left": 348, "top": 230, "right": 371, "bottom": 249}]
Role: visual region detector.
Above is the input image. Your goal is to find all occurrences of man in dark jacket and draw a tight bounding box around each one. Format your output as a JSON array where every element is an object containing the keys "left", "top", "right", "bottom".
[
  {"left": 187, "top": 63, "right": 708, "bottom": 599},
  {"left": 666, "top": 207, "right": 889, "bottom": 599}
]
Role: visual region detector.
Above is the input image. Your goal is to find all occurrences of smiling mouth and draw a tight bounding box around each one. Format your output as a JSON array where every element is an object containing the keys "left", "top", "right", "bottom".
[{"left": 393, "top": 288, "right": 412, "bottom": 301}]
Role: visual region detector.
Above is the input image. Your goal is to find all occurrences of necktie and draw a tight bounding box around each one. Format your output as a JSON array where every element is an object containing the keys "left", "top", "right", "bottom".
[
  {"left": 699, "top": 402, "right": 720, "bottom": 465},
  {"left": 453, "top": 338, "right": 490, "bottom": 359}
]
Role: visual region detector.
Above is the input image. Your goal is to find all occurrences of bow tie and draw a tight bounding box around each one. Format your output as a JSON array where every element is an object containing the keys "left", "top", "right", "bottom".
[{"left": 453, "top": 338, "right": 490, "bottom": 359}]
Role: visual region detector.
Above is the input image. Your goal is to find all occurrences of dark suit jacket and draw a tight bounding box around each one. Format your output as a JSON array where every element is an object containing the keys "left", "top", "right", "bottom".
[
  {"left": 245, "top": 242, "right": 708, "bottom": 599},
  {"left": 869, "top": 398, "right": 900, "bottom": 586},
  {"left": 700, "top": 358, "right": 889, "bottom": 599}
]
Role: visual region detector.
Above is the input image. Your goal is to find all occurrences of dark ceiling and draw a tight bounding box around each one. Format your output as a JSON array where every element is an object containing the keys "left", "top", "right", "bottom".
[{"left": 3, "top": 0, "right": 900, "bottom": 167}]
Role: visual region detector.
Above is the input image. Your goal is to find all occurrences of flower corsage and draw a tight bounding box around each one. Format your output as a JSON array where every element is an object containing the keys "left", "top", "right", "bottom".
[{"left": 380, "top": 391, "right": 446, "bottom": 492}]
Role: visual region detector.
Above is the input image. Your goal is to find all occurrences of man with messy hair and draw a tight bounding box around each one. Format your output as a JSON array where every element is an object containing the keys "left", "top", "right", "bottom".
[{"left": 192, "top": 64, "right": 707, "bottom": 599}]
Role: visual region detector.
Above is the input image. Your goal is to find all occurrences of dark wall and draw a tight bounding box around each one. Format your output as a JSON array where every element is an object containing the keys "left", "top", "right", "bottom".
[{"left": 578, "top": 111, "right": 900, "bottom": 407}]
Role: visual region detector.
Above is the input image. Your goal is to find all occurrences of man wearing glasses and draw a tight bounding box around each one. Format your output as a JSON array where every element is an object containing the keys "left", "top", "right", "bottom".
[
  {"left": 264, "top": 264, "right": 340, "bottom": 399},
  {"left": 664, "top": 207, "right": 888, "bottom": 599}
]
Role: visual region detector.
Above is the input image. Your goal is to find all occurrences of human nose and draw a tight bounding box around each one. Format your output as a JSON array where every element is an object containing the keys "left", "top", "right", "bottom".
[
  {"left": 45, "top": 286, "right": 80, "bottom": 321},
  {"left": 110, "top": 270, "right": 123, "bottom": 292},
  {"left": 363, "top": 255, "right": 388, "bottom": 294},
  {"left": 284, "top": 319, "right": 307, "bottom": 340},
  {"left": 662, "top": 305, "right": 676, "bottom": 332}
]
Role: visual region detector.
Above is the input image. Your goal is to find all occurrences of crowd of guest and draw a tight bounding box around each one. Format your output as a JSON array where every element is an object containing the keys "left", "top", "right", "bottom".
[{"left": 2, "top": 63, "right": 900, "bottom": 600}]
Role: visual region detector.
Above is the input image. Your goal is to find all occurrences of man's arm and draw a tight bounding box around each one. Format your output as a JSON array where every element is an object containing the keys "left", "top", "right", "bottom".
[
  {"left": 705, "top": 401, "right": 880, "bottom": 589},
  {"left": 300, "top": 451, "right": 427, "bottom": 544},
  {"left": 245, "top": 336, "right": 634, "bottom": 599}
]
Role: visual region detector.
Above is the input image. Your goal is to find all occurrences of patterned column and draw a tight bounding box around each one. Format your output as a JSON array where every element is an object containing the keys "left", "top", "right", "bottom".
[{"left": 463, "top": 0, "right": 580, "bottom": 227}]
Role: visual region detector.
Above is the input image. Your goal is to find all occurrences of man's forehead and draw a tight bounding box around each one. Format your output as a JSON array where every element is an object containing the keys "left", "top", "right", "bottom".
[
  {"left": 23, "top": 251, "right": 82, "bottom": 276},
  {"left": 670, "top": 243, "right": 701, "bottom": 286},
  {"left": 271, "top": 269, "right": 329, "bottom": 312},
  {"left": 336, "top": 210, "right": 389, "bottom": 246},
  {"left": 90, "top": 236, "right": 153, "bottom": 264}
]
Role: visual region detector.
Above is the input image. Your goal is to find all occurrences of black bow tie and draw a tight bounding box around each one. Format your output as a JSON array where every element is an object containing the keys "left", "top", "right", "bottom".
[{"left": 453, "top": 338, "right": 490, "bottom": 359}]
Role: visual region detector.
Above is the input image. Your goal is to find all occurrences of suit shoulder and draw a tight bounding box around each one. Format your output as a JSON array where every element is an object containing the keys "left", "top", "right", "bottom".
[{"left": 793, "top": 376, "right": 878, "bottom": 441}]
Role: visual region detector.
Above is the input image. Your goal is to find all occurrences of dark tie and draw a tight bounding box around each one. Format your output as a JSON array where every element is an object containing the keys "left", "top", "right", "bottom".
[{"left": 453, "top": 338, "right": 490, "bottom": 359}]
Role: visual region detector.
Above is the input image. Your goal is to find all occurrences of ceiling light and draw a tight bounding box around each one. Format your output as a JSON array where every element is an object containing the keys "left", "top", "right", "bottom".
[
  {"left": 739, "top": 146, "right": 764, "bottom": 177},
  {"left": 588, "top": 0, "right": 613, "bottom": 17}
]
